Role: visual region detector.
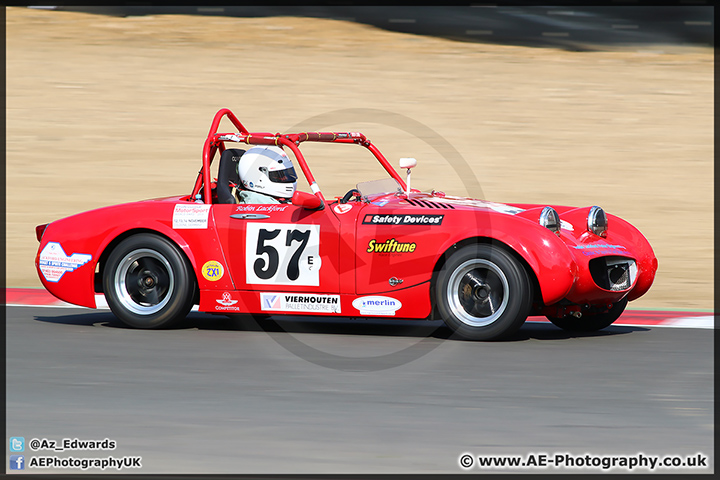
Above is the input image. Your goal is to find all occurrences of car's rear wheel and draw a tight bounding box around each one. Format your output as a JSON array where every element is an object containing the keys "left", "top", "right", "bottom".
[
  {"left": 436, "top": 244, "right": 532, "bottom": 340},
  {"left": 547, "top": 297, "right": 628, "bottom": 332},
  {"left": 103, "top": 234, "right": 196, "bottom": 328}
]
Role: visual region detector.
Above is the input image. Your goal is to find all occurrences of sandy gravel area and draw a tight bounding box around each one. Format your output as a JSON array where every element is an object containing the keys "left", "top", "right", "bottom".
[{"left": 6, "top": 7, "right": 714, "bottom": 310}]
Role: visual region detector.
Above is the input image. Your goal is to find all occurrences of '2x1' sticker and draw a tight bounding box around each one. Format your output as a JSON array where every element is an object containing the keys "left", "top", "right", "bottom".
[{"left": 202, "top": 261, "right": 224, "bottom": 281}]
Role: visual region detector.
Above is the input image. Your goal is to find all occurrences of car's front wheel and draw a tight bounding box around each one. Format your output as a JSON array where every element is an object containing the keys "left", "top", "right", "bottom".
[
  {"left": 547, "top": 297, "right": 628, "bottom": 332},
  {"left": 435, "top": 244, "right": 533, "bottom": 340},
  {"left": 103, "top": 233, "right": 196, "bottom": 328}
]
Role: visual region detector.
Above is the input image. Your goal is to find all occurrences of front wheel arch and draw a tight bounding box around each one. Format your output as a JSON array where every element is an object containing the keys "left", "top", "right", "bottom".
[
  {"left": 431, "top": 238, "right": 542, "bottom": 316},
  {"left": 433, "top": 241, "right": 534, "bottom": 340}
]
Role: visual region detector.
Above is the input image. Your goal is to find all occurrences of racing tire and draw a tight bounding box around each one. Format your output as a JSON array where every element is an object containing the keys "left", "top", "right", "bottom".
[
  {"left": 103, "top": 234, "right": 196, "bottom": 329},
  {"left": 436, "top": 244, "right": 533, "bottom": 341},
  {"left": 547, "top": 297, "right": 628, "bottom": 332}
]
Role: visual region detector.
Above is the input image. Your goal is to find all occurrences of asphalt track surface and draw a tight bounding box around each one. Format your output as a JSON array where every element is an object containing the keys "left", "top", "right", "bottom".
[{"left": 5, "top": 305, "right": 714, "bottom": 474}]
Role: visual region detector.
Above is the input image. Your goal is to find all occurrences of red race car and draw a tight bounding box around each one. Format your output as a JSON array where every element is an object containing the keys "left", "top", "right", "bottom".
[{"left": 35, "top": 108, "right": 658, "bottom": 340}]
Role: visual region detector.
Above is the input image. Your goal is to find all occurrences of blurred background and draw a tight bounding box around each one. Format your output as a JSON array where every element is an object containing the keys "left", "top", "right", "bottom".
[
  {"left": 6, "top": 5, "right": 713, "bottom": 310},
  {"left": 47, "top": 5, "right": 716, "bottom": 50}
]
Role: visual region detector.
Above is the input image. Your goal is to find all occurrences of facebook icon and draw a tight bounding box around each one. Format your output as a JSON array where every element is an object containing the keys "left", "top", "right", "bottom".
[{"left": 10, "top": 455, "right": 24, "bottom": 470}]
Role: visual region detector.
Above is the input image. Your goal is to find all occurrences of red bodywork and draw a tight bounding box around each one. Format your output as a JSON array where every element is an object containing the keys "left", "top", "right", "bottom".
[{"left": 35, "top": 109, "right": 657, "bottom": 321}]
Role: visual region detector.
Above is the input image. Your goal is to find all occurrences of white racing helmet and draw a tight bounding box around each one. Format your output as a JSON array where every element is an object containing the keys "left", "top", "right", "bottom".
[{"left": 237, "top": 146, "right": 298, "bottom": 199}]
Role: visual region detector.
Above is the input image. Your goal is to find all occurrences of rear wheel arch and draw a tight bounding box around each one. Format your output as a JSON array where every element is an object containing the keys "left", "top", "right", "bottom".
[
  {"left": 95, "top": 228, "right": 198, "bottom": 299},
  {"left": 101, "top": 231, "right": 199, "bottom": 328}
]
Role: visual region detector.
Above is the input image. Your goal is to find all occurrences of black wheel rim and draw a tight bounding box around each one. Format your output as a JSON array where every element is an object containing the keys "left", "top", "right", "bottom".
[{"left": 113, "top": 248, "right": 175, "bottom": 315}]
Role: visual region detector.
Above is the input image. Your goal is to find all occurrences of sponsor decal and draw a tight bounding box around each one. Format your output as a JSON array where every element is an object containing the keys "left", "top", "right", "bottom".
[
  {"left": 485, "top": 202, "right": 525, "bottom": 215},
  {"left": 235, "top": 204, "right": 289, "bottom": 213},
  {"left": 215, "top": 291, "right": 241, "bottom": 312},
  {"left": 260, "top": 293, "right": 341, "bottom": 313},
  {"left": 362, "top": 214, "right": 444, "bottom": 226},
  {"left": 217, "top": 133, "right": 243, "bottom": 142},
  {"left": 261, "top": 293, "right": 282, "bottom": 310},
  {"left": 333, "top": 204, "right": 353, "bottom": 215},
  {"left": 432, "top": 196, "right": 525, "bottom": 215},
  {"left": 202, "top": 260, "right": 224, "bottom": 281},
  {"left": 573, "top": 243, "right": 631, "bottom": 256},
  {"left": 38, "top": 242, "right": 92, "bottom": 282},
  {"left": 172, "top": 204, "right": 211, "bottom": 229},
  {"left": 574, "top": 243, "right": 626, "bottom": 250},
  {"left": 217, "top": 292, "right": 238, "bottom": 306},
  {"left": 367, "top": 238, "right": 417, "bottom": 254},
  {"left": 352, "top": 296, "right": 402, "bottom": 316}
]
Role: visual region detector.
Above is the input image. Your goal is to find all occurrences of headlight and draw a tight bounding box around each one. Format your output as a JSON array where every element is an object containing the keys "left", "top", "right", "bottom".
[
  {"left": 539, "top": 206, "right": 561, "bottom": 235},
  {"left": 587, "top": 206, "right": 608, "bottom": 237}
]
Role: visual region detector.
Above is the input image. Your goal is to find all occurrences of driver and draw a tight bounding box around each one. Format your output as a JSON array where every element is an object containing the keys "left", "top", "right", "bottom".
[{"left": 236, "top": 145, "right": 298, "bottom": 204}]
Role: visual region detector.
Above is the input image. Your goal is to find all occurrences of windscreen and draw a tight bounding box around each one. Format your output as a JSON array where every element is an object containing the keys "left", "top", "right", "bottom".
[{"left": 356, "top": 178, "right": 402, "bottom": 197}]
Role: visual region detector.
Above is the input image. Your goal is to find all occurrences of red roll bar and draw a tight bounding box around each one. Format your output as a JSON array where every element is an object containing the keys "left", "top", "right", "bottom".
[{"left": 191, "top": 109, "right": 407, "bottom": 204}]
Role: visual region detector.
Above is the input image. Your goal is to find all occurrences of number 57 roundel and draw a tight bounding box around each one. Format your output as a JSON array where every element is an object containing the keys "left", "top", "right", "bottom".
[{"left": 245, "top": 223, "right": 321, "bottom": 286}]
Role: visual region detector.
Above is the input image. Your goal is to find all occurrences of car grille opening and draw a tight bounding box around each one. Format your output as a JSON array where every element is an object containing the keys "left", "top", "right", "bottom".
[
  {"left": 589, "top": 256, "right": 637, "bottom": 291},
  {"left": 405, "top": 199, "right": 455, "bottom": 209}
]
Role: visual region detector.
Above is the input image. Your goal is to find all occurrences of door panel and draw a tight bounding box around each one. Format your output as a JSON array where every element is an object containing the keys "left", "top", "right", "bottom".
[
  {"left": 355, "top": 206, "right": 453, "bottom": 294},
  {"left": 213, "top": 203, "right": 340, "bottom": 293}
]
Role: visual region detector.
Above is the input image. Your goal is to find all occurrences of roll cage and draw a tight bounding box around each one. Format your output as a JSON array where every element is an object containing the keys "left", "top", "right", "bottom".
[{"left": 191, "top": 108, "right": 408, "bottom": 204}]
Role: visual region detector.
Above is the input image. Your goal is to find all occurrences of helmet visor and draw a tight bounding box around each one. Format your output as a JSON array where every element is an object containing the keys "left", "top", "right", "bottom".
[{"left": 268, "top": 166, "right": 298, "bottom": 184}]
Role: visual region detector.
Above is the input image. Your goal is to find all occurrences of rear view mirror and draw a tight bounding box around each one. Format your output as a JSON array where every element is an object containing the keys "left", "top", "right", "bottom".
[
  {"left": 291, "top": 191, "right": 324, "bottom": 210},
  {"left": 399, "top": 157, "right": 417, "bottom": 195},
  {"left": 399, "top": 157, "right": 417, "bottom": 169}
]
